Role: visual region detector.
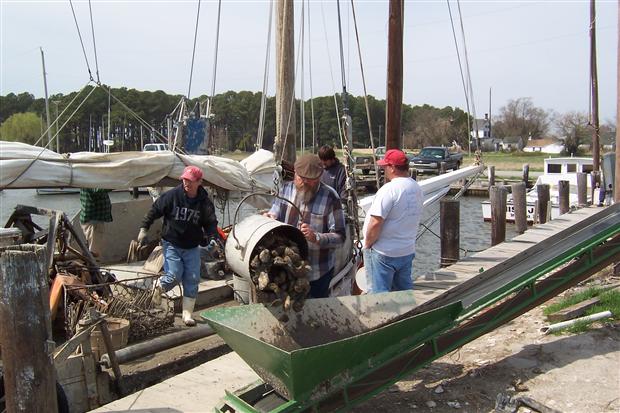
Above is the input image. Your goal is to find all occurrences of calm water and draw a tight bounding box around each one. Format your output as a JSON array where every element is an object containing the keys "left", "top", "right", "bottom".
[{"left": 0, "top": 189, "right": 518, "bottom": 277}]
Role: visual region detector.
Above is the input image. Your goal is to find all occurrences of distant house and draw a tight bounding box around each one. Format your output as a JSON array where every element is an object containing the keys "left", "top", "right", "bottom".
[
  {"left": 523, "top": 137, "right": 563, "bottom": 154},
  {"left": 471, "top": 114, "right": 495, "bottom": 151},
  {"left": 497, "top": 136, "right": 525, "bottom": 151}
]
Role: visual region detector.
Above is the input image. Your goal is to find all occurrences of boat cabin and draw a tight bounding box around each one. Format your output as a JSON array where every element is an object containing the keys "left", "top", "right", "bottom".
[{"left": 544, "top": 157, "right": 594, "bottom": 175}]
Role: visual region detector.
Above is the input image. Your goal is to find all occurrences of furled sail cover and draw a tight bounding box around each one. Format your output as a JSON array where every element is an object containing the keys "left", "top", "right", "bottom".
[{"left": 0, "top": 141, "right": 277, "bottom": 193}]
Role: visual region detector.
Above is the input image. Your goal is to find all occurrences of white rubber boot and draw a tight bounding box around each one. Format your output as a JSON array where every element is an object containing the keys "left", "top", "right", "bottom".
[{"left": 182, "top": 297, "right": 197, "bottom": 327}]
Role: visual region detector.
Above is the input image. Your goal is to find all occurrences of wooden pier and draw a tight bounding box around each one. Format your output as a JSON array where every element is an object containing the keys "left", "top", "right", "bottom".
[{"left": 93, "top": 205, "right": 611, "bottom": 412}]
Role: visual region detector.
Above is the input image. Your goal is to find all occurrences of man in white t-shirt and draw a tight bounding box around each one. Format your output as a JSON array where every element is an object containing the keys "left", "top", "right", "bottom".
[{"left": 362, "top": 149, "right": 422, "bottom": 293}]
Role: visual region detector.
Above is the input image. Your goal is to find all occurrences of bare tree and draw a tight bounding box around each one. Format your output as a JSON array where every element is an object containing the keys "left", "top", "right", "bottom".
[
  {"left": 493, "top": 97, "right": 552, "bottom": 139},
  {"left": 554, "top": 111, "right": 590, "bottom": 156}
]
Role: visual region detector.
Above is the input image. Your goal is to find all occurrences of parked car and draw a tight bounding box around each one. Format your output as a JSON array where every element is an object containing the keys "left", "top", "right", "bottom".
[
  {"left": 355, "top": 156, "right": 375, "bottom": 175},
  {"left": 143, "top": 143, "right": 169, "bottom": 152},
  {"left": 375, "top": 146, "right": 386, "bottom": 159},
  {"left": 410, "top": 146, "right": 463, "bottom": 175}
]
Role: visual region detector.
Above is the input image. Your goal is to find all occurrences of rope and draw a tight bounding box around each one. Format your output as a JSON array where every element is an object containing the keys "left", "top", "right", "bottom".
[
  {"left": 456, "top": 0, "right": 478, "bottom": 142},
  {"left": 350, "top": 0, "right": 379, "bottom": 190},
  {"left": 187, "top": 0, "right": 202, "bottom": 99},
  {"left": 307, "top": 0, "right": 316, "bottom": 152},
  {"left": 88, "top": 0, "right": 101, "bottom": 83},
  {"left": 256, "top": 0, "right": 274, "bottom": 151},
  {"left": 299, "top": 0, "right": 305, "bottom": 154},
  {"left": 446, "top": 0, "right": 472, "bottom": 154},
  {"left": 69, "top": 0, "right": 94, "bottom": 81},
  {"left": 208, "top": 0, "right": 222, "bottom": 114}
]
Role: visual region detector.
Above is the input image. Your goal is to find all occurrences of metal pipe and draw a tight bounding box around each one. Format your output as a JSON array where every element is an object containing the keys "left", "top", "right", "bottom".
[
  {"left": 100, "top": 324, "right": 215, "bottom": 368},
  {"left": 540, "top": 310, "right": 612, "bottom": 334}
]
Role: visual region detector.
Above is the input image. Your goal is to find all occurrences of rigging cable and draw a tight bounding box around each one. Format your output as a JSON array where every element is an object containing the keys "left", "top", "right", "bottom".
[
  {"left": 300, "top": 0, "right": 306, "bottom": 154},
  {"left": 87, "top": 0, "right": 101, "bottom": 83},
  {"left": 69, "top": 0, "right": 94, "bottom": 81},
  {"left": 335, "top": 0, "right": 349, "bottom": 154},
  {"left": 456, "top": 0, "right": 479, "bottom": 147},
  {"left": 350, "top": 0, "right": 379, "bottom": 190},
  {"left": 446, "top": 0, "right": 472, "bottom": 155},
  {"left": 207, "top": 0, "right": 222, "bottom": 118},
  {"left": 307, "top": 0, "right": 316, "bottom": 152},
  {"left": 187, "top": 0, "right": 202, "bottom": 99},
  {"left": 319, "top": 2, "right": 345, "bottom": 148},
  {"left": 257, "top": 0, "right": 274, "bottom": 151}
]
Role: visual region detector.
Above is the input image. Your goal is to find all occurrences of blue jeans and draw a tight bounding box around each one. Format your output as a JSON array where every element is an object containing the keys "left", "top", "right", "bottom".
[
  {"left": 161, "top": 240, "right": 201, "bottom": 299},
  {"left": 309, "top": 267, "right": 334, "bottom": 299},
  {"left": 363, "top": 248, "right": 415, "bottom": 293}
]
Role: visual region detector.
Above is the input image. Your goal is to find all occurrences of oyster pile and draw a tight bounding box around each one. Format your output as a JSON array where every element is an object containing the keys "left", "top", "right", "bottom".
[{"left": 249, "top": 239, "right": 311, "bottom": 312}]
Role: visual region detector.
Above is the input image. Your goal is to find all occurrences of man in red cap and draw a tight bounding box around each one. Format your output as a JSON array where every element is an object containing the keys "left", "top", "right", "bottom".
[
  {"left": 266, "top": 154, "right": 346, "bottom": 298},
  {"left": 362, "top": 149, "right": 422, "bottom": 293},
  {"left": 138, "top": 165, "right": 219, "bottom": 326}
]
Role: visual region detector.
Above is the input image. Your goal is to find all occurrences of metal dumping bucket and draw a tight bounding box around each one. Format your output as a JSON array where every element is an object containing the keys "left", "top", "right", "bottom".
[
  {"left": 201, "top": 291, "right": 462, "bottom": 403},
  {"left": 225, "top": 214, "right": 308, "bottom": 303}
]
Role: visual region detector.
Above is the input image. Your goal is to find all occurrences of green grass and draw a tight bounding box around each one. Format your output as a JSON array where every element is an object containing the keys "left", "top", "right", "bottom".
[{"left": 543, "top": 287, "right": 620, "bottom": 334}]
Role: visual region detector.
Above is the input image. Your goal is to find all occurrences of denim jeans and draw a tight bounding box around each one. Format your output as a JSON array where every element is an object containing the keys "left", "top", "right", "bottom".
[
  {"left": 363, "top": 248, "right": 415, "bottom": 293},
  {"left": 309, "top": 267, "right": 334, "bottom": 299},
  {"left": 161, "top": 240, "right": 201, "bottom": 298}
]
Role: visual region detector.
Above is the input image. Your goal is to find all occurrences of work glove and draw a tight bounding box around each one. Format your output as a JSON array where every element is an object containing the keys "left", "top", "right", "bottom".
[
  {"left": 206, "top": 239, "right": 219, "bottom": 253},
  {"left": 137, "top": 228, "right": 148, "bottom": 246}
]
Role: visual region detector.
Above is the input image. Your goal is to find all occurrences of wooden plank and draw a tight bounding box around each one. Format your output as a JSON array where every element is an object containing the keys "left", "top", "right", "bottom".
[{"left": 547, "top": 297, "right": 600, "bottom": 323}]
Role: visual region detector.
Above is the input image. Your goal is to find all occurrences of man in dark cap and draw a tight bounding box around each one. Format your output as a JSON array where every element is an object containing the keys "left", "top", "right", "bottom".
[
  {"left": 318, "top": 145, "right": 346, "bottom": 199},
  {"left": 266, "top": 154, "right": 346, "bottom": 298}
]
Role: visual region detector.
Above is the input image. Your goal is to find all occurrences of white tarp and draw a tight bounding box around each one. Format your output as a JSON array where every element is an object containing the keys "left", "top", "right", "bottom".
[{"left": 0, "top": 141, "right": 277, "bottom": 192}]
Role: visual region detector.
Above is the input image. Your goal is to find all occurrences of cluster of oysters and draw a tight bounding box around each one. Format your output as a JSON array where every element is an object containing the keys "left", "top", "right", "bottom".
[{"left": 249, "top": 239, "right": 311, "bottom": 312}]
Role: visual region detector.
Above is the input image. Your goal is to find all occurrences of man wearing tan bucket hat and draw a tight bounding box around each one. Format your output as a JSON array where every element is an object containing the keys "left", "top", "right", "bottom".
[{"left": 266, "top": 154, "right": 346, "bottom": 298}]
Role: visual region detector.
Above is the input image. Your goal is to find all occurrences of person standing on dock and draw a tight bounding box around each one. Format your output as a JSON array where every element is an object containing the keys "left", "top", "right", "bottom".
[
  {"left": 266, "top": 154, "right": 346, "bottom": 298},
  {"left": 80, "top": 188, "right": 113, "bottom": 260},
  {"left": 319, "top": 145, "right": 346, "bottom": 199},
  {"left": 137, "top": 165, "right": 219, "bottom": 326},
  {"left": 362, "top": 149, "right": 422, "bottom": 293}
]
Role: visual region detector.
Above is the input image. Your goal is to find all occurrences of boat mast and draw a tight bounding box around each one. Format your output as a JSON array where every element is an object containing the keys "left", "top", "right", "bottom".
[
  {"left": 40, "top": 48, "right": 52, "bottom": 148},
  {"left": 275, "top": 0, "right": 296, "bottom": 163},
  {"left": 590, "top": 0, "right": 600, "bottom": 173},
  {"left": 385, "top": 0, "right": 403, "bottom": 150}
]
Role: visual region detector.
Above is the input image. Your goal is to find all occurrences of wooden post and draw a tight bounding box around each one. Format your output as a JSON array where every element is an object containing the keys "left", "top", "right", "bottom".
[
  {"left": 0, "top": 245, "right": 58, "bottom": 413},
  {"left": 275, "top": 0, "right": 296, "bottom": 162},
  {"left": 440, "top": 199, "right": 459, "bottom": 267},
  {"left": 410, "top": 168, "right": 417, "bottom": 180},
  {"left": 511, "top": 182, "right": 528, "bottom": 234},
  {"left": 522, "top": 164, "right": 530, "bottom": 186},
  {"left": 385, "top": 0, "right": 403, "bottom": 150},
  {"left": 558, "top": 180, "right": 570, "bottom": 215},
  {"left": 537, "top": 184, "right": 551, "bottom": 224},
  {"left": 490, "top": 185, "right": 507, "bottom": 246},
  {"left": 439, "top": 162, "right": 446, "bottom": 175},
  {"left": 488, "top": 165, "right": 495, "bottom": 188},
  {"left": 577, "top": 172, "right": 588, "bottom": 207}
]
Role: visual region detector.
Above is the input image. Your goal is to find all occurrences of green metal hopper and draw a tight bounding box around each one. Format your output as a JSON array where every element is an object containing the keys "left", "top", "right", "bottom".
[{"left": 201, "top": 292, "right": 462, "bottom": 404}]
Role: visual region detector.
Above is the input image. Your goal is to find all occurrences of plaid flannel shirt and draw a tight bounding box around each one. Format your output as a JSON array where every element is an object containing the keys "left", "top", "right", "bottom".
[
  {"left": 269, "top": 181, "right": 346, "bottom": 281},
  {"left": 80, "top": 188, "right": 113, "bottom": 224}
]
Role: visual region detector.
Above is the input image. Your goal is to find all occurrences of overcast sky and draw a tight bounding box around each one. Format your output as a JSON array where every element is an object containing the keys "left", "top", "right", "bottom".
[{"left": 1, "top": 0, "right": 618, "bottom": 123}]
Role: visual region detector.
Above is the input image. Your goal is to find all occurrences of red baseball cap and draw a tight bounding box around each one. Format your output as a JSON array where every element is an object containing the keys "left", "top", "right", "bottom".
[
  {"left": 180, "top": 165, "right": 203, "bottom": 182},
  {"left": 377, "top": 149, "right": 408, "bottom": 167}
]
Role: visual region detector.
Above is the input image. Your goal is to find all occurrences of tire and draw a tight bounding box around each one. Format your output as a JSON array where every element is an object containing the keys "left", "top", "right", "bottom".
[{"left": 0, "top": 374, "right": 69, "bottom": 413}]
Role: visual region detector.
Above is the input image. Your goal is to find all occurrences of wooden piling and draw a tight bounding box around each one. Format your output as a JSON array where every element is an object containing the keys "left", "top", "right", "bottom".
[
  {"left": 490, "top": 185, "right": 507, "bottom": 246},
  {"left": 0, "top": 245, "right": 58, "bottom": 413},
  {"left": 410, "top": 168, "right": 417, "bottom": 180},
  {"left": 488, "top": 166, "right": 495, "bottom": 188},
  {"left": 558, "top": 180, "right": 570, "bottom": 214},
  {"left": 440, "top": 199, "right": 460, "bottom": 267},
  {"left": 537, "top": 184, "right": 551, "bottom": 224},
  {"left": 577, "top": 172, "right": 588, "bottom": 207},
  {"left": 439, "top": 162, "right": 447, "bottom": 175},
  {"left": 511, "top": 182, "right": 528, "bottom": 234},
  {"left": 522, "top": 164, "right": 530, "bottom": 186}
]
